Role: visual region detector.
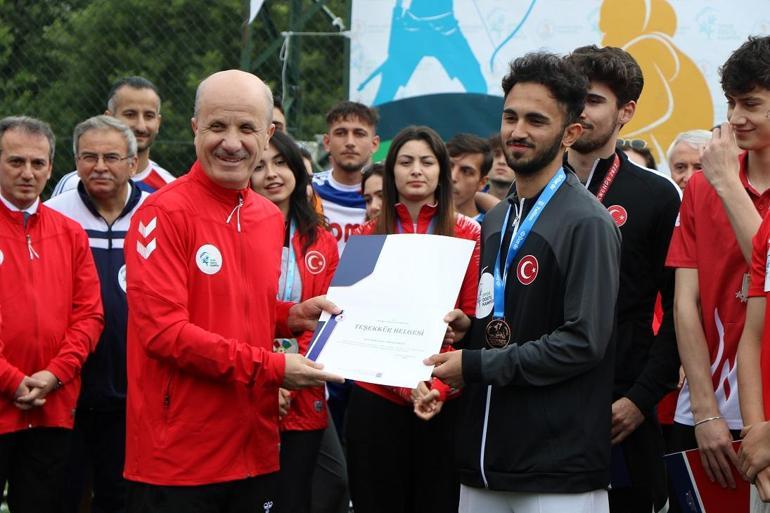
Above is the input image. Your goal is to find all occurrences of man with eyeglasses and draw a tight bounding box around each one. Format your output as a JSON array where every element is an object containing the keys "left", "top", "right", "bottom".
[
  {"left": 564, "top": 46, "right": 681, "bottom": 513},
  {"left": 46, "top": 115, "right": 149, "bottom": 513},
  {"left": 52, "top": 76, "right": 175, "bottom": 197},
  {"left": 0, "top": 116, "right": 103, "bottom": 513}
]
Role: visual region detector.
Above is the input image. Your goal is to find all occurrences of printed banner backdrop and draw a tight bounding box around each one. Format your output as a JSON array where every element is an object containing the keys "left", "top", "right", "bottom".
[{"left": 350, "top": 0, "right": 770, "bottom": 166}]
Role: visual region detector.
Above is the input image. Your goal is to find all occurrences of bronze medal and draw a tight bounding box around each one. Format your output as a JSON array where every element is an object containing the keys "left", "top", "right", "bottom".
[{"left": 485, "top": 318, "right": 511, "bottom": 348}]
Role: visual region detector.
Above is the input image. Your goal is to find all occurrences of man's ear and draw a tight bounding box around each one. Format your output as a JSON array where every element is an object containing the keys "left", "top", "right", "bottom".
[
  {"left": 191, "top": 117, "right": 198, "bottom": 135},
  {"left": 562, "top": 122, "right": 584, "bottom": 148},
  {"left": 477, "top": 176, "right": 488, "bottom": 191},
  {"left": 618, "top": 100, "right": 636, "bottom": 126},
  {"left": 322, "top": 133, "right": 331, "bottom": 152}
]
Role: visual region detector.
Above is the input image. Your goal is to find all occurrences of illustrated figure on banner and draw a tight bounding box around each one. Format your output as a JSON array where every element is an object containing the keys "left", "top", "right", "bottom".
[
  {"left": 358, "top": 0, "right": 487, "bottom": 105},
  {"left": 600, "top": 0, "right": 713, "bottom": 167}
]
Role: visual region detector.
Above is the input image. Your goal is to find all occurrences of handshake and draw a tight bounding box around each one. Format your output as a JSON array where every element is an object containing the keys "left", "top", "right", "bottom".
[{"left": 13, "top": 370, "right": 60, "bottom": 410}]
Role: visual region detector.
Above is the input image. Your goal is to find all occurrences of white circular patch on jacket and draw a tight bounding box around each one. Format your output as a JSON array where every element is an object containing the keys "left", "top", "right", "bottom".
[
  {"left": 305, "top": 250, "right": 326, "bottom": 275},
  {"left": 476, "top": 272, "right": 494, "bottom": 318},
  {"left": 118, "top": 264, "right": 127, "bottom": 293},
  {"left": 195, "top": 244, "right": 223, "bottom": 275},
  {"left": 0, "top": 250, "right": 4, "bottom": 266}
]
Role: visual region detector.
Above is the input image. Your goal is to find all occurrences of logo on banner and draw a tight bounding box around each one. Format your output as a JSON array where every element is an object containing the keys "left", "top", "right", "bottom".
[
  {"left": 305, "top": 251, "right": 326, "bottom": 275},
  {"left": 476, "top": 271, "right": 494, "bottom": 318},
  {"left": 195, "top": 244, "right": 223, "bottom": 275},
  {"left": 517, "top": 255, "right": 538, "bottom": 285},
  {"left": 118, "top": 264, "right": 127, "bottom": 293},
  {"left": 608, "top": 205, "right": 628, "bottom": 227}
]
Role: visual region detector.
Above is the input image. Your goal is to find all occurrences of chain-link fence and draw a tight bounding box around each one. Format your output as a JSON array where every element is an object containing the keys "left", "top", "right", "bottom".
[{"left": 0, "top": 0, "right": 349, "bottom": 198}]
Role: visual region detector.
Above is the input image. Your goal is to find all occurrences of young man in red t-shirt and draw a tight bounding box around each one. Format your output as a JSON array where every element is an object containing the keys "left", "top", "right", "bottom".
[{"left": 667, "top": 35, "right": 770, "bottom": 496}]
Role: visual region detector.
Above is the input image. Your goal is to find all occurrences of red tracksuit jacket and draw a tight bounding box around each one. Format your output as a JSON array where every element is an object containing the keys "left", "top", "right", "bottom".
[
  {"left": 124, "top": 162, "right": 293, "bottom": 486},
  {"left": 0, "top": 200, "right": 103, "bottom": 434},
  {"left": 355, "top": 203, "right": 480, "bottom": 404},
  {"left": 280, "top": 227, "right": 339, "bottom": 432}
]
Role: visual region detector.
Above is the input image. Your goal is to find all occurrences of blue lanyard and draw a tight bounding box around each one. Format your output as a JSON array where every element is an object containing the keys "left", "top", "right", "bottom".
[
  {"left": 396, "top": 215, "right": 437, "bottom": 234},
  {"left": 281, "top": 221, "right": 297, "bottom": 302},
  {"left": 493, "top": 168, "right": 566, "bottom": 318}
]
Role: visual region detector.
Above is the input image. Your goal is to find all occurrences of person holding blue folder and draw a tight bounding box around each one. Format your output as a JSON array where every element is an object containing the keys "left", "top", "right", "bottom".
[
  {"left": 344, "top": 125, "right": 480, "bottom": 513},
  {"left": 251, "top": 130, "right": 340, "bottom": 513}
]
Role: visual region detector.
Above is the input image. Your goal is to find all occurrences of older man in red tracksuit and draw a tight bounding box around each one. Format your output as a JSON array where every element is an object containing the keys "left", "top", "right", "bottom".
[
  {"left": 123, "top": 70, "right": 343, "bottom": 513},
  {"left": 0, "top": 116, "right": 104, "bottom": 513}
]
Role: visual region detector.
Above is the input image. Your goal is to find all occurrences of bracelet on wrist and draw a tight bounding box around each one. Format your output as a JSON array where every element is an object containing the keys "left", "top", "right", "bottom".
[{"left": 694, "top": 415, "right": 723, "bottom": 427}]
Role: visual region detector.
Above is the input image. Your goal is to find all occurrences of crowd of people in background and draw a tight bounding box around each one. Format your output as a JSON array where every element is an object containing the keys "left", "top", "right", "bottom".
[{"left": 1, "top": 33, "right": 770, "bottom": 513}]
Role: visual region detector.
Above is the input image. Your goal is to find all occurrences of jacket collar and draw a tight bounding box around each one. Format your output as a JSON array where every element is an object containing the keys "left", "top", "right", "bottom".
[
  {"left": 189, "top": 160, "right": 253, "bottom": 207},
  {"left": 394, "top": 202, "right": 438, "bottom": 233},
  {"left": 0, "top": 195, "right": 40, "bottom": 226},
  {"left": 568, "top": 149, "right": 623, "bottom": 190},
  {"left": 77, "top": 180, "right": 142, "bottom": 222}
]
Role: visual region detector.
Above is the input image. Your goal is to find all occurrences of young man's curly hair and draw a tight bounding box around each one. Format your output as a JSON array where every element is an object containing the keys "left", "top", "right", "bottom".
[
  {"left": 720, "top": 36, "right": 770, "bottom": 96},
  {"left": 566, "top": 45, "right": 644, "bottom": 107},
  {"left": 501, "top": 52, "right": 588, "bottom": 126}
]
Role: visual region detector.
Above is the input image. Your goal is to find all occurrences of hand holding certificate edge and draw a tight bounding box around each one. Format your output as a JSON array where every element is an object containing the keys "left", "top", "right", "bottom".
[
  {"left": 283, "top": 295, "right": 345, "bottom": 389},
  {"left": 425, "top": 309, "right": 471, "bottom": 389}
]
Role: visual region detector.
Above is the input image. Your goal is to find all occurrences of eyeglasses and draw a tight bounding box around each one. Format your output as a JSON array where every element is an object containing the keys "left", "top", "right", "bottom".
[
  {"left": 616, "top": 139, "right": 647, "bottom": 151},
  {"left": 77, "top": 153, "right": 132, "bottom": 166}
]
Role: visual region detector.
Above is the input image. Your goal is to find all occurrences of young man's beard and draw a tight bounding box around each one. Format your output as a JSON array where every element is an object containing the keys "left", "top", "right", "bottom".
[
  {"left": 505, "top": 133, "right": 564, "bottom": 177},
  {"left": 571, "top": 119, "right": 619, "bottom": 154}
]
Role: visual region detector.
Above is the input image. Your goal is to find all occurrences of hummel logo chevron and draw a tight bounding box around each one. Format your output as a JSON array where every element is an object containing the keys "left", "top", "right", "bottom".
[
  {"left": 138, "top": 217, "right": 157, "bottom": 238},
  {"left": 136, "top": 238, "right": 157, "bottom": 259}
]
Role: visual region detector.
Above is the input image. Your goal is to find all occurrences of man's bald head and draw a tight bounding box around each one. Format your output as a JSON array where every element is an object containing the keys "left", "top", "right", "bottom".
[
  {"left": 191, "top": 69, "right": 275, "bottom": 189},
  {"left": 194, "top": 70, "right": 273, "bottom": 124}
]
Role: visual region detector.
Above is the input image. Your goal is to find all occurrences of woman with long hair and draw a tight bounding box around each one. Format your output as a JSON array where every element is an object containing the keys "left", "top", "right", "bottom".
[
  {"left": 346, "top": 125, "right": 480, "bottom": 513},
  {"left": 250, "top": 130, "right": 339, "bottom": 513}
]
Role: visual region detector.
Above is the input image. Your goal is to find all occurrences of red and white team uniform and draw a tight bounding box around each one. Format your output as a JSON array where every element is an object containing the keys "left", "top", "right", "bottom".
[
  {"left": 311, "top": 170, "right": 366, "bottom": 255},
  {"left": 666, "top": 153, "right": 770, "bottom": 429},
  {"left": 748, "top": 212, "right": 770, "bottom": 419},
  {"left": 123, "top": 161, "right": 294, "bottom": 486}
]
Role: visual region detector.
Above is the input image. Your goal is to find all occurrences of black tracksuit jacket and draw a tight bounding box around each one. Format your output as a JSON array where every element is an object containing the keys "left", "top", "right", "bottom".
[{"left": 459, "top": 169, "right": 621, "bottom": 493}]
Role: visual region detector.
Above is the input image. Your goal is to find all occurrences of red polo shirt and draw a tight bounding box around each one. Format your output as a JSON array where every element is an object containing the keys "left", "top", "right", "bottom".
[
  {"left": 749, "top": 209, "right": 770, "bottom": 420},
  {"left": 666, "top": 152, "right": 770, "bottom": 429}
]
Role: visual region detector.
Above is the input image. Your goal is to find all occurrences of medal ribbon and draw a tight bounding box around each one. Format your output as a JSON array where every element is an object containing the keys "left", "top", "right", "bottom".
[
  {"left": 594, "top": 154, "right": 621, "bottom": 203},
  {"left": 280, "top": 221, "right": 297, "bottom": 302},
  {"left": 492, "top": 168, "right": 567, "bottom": 319}
]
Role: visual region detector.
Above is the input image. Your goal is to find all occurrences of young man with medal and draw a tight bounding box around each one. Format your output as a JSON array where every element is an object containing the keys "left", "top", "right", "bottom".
[
  {"left": 565, "top": 46, "right": 682, "bottom": 513},
  {"left": 666, "top": 36, "right": 770, "bottom": 502},
  {"left": 427, "top": 52, "right": 622, "bottom": 513}
]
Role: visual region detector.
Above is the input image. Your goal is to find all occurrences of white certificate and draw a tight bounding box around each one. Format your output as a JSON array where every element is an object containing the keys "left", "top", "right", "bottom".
[{"left": 306, "top": 233, "right": 475, "bottom": 388}]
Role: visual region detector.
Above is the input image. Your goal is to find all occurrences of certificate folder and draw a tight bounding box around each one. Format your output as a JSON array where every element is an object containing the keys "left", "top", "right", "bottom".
[
  {"left": 306, "top": 233, "right": 475, "bottom": 388},
  {"left": 664, "top": 440, "right": 748, "bottom": 513}
]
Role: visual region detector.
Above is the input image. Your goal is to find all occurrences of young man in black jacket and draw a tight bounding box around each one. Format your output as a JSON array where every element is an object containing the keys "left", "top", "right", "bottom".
[
  {"left": 565, "top": 45, "right": 681, "bottom": 513},
  {"left": 428, "top": 52, "right": 621, "bottom": 513}
]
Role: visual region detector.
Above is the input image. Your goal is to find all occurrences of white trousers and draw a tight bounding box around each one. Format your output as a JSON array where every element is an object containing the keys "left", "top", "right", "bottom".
[{"left": 458, "top": 484, "right": 609, "bottom": 513}]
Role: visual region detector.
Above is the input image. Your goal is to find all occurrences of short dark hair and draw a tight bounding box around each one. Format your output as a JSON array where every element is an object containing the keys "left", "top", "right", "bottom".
[
  {"left": 567, "top": 45, "right": 644, "bottom": 106},
  {"left": 107, "top": 76, "right": 161, "bottom": 112},
  {"left": 446, "top": 133, "right": 492, "bottom": 178},
  {"left": 720, "top": 36, "right": 770, "bottom": 96},
  {"left": 501, "top": 52, "right": 588, "bottom": 125},
  {"left": 325, "top": 101, "right": 378, "bottom": 129},
  {"left": 361, "top": 162, "right": 384, "bottom": 195},
  {"left": 0, "top": 116, "right": 55, "bottom": 161},
  {"left": 273, "top": 96, "right": 285, "bottom": 114},
  {"left": 487, "top": 133, "right": 503, "bottom": 153}
]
